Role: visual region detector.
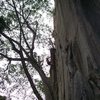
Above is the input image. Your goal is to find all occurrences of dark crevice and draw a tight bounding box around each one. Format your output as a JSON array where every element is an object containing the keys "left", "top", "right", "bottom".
[{"left": 80, "top": 0, "right": 100, "bottom": 38}]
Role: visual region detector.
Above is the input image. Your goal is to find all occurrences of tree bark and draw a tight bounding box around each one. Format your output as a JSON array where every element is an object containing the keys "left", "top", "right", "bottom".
[{"left": 53, "top": 0, "right": 100, "bottom": 100}]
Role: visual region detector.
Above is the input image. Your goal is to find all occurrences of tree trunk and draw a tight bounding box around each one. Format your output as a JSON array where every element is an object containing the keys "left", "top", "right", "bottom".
[{"left": 53, "top": 0, "right": 100, "bottom": 100}]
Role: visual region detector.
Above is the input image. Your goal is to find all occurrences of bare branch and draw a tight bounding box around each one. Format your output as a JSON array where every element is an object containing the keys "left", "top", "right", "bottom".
[
  {"left": 0, "top": 1, "right": 54, "bottom": 99},
  {"left": 31, "top": 21, "right": 38, "bottom": 51},
  {"left": 6, "top": 0, "right": 36, "bottom": 52},
  {"left": 21, "top": 14, "right": 37, "bottom": 52},
  {"left": 6, "top": 0, "right": 14, "bottom": 8},
  {"left": 0, "top": 53, "right": 30, "bottom": 61},
  {"left": 4, "top": 60, "right": 11, "bottom": 72},
  {"left": 0, "top": 32, "right": 30, "bottom": 58},
  {"left": 0, "top": 32, "right": 52, "bottom": 93},
  {"left": 12, "top": 0, "right": 31, "bottom": 51},
  {"left": 20, "top": 51, "right": 43, "bottom": 100},
  {"left": 0, "top": 53, "right": 10, "bottom": 60}
]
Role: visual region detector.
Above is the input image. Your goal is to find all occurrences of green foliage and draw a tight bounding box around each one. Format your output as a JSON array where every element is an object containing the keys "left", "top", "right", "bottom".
[
  {"left": 0, "top": 96, "right": 6, "bottom": 100},
  {"left": 35, "top": 79, "right": 45, "bottom": 92},
  {"left": 9, "top": 64, "right": 16, "bottom": 73},
  {"left": 7, "top": 12, "right": 16, "bottom": 22},
  {"left": 0, "top": 16, "right": 11, "bottom": 32},
  {"left": 23, "top": 0, "right": 49, "bottom": 15},
  {"left": 0, "top": 16, "right": 7, "bottom": 32}
]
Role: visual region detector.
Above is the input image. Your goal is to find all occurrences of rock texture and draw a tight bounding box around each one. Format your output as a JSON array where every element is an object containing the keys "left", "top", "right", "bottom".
[{"left": 53, "top": 0, "right": 100, "bottom": 100}]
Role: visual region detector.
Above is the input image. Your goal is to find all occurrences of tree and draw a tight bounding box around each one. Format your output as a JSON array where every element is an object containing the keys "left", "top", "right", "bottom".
[
  {"left": 0, "top": 0, "right": 54, "bottom": 100},
  {"left": 54, "top": 0, "right": 100, "bottom": 100},
  {"left": 1, "top": 0, "right": 100, "bottom": 100}
]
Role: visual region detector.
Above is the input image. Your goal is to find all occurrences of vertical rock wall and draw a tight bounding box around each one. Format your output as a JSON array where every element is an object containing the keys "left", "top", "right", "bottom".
[{"left": 54, "top": 0, "right": 100, "bottom": 100}]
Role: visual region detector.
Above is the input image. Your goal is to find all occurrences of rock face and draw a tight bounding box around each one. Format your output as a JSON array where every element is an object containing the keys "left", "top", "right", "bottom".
[{"left": 53, "top": 0, "right": 100, "bottom": 100}]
